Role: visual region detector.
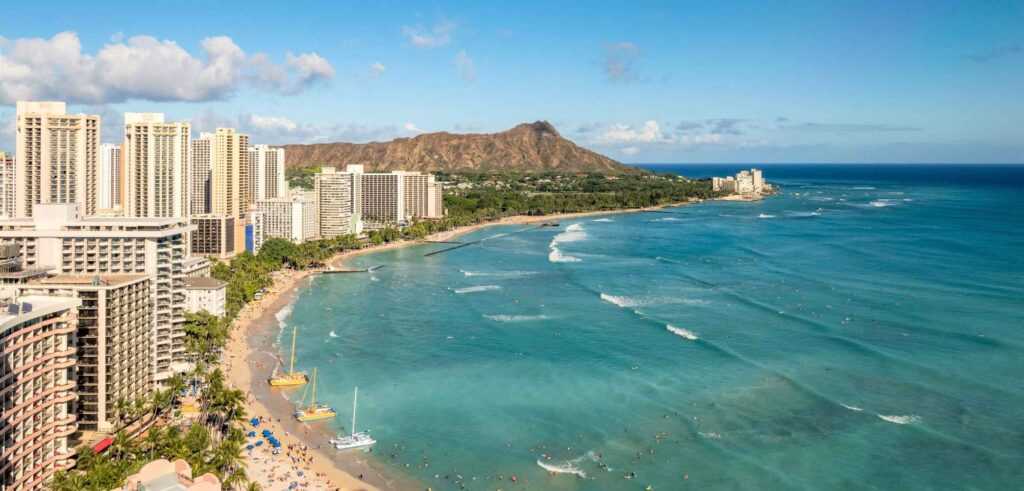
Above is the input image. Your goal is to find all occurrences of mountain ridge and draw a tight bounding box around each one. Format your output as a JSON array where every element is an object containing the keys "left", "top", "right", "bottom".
[{"left": 279, "top": 121, "right": 635, "bottom": 174}]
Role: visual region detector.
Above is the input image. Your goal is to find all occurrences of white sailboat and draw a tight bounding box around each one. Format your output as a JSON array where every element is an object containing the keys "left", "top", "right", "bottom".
[{"left": 331, "top": 387, "right": 376, "bottom": 450}]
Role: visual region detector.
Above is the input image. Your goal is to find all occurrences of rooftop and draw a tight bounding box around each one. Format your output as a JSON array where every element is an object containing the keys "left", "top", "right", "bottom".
[
  {"left": 184, "top": 277, "right": 226, "bottom": 290},
  {"left": 33, "top": 274, "right": 150, "bottom": 287},
  {"left": 0, "top": 295, "right": 80, "bottom": 332}
]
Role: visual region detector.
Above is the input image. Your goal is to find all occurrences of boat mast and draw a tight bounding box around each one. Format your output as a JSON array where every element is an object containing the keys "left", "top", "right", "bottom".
[
  {"left": 310, "top": 367, "right": 318, "bottom": 411},
  {"left": 352, "top": 387, "right": 358, "bottom": 435},
  {"left": 289, "top": 326, "right": 298, "bottom": 375}
]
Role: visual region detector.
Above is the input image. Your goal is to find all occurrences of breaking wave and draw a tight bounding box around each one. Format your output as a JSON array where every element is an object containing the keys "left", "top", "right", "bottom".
[
  {"left": 877, "top": 414, "right": 920, "bottom": 425},
  {"left": 869, "top": 199, "right": 898, "bottom": 208},
  {"left": 453, "top": 285, "right": 502, "bottom": 294},
  {"left": 840, "top": 403, "right": 863, "bottom": 412},
  {"left": 758, "top": 213, "right": 776, "bottom": 219},
  {"left": 484, "top": 314, "right": 551, "bottom": 322},
  {"left": 329, "top": 330, "right": 339, "bottom": 338},
  {"left": 600, "top": 293, "right": 708, "bottom": 308},
  {"left": 592, "top": 218, "right": 614, "bottom": 222},
  {"left": 653, "top": 217, "right": 682, "bottom": 222},
  {"left": 460, "top": 270, "right": 537, "bottom": 278},
  {"left": 548, "top": 224, "right": 586, "bottom": 263},
  {"left": 666, "top": 324, "right": 698, "bottom": 340},
  {"left": 549, "top": 248, "right": 581, "bottom": 263},
  {"left": 852, "top": 186, "right": 876, "bottom": 190}
]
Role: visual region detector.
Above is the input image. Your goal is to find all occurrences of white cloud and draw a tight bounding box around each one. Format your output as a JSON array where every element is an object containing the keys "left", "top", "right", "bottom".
[
  {"left": 604, "top": 42, "right": 640, "bottom": 82},
  {"left": 600, "top": 120, "right": 664, "bottom": 144},
  {"left": 402, "top": 21, "right": 456, "bottom": 48},
  {"left": 403, "top": 122, "right": 425, "bottom": 133},
  {"left": 620, "top": 146, "right": 640, "bottom": 156},
  {"left": 0, "top": 31, "right": 334, "bottom": 104},
  {"left": 369, "top": 62, "right": 386, "bottom": 78},
  {"left": 454, "top": 50, "right": 476, "bottom": 82},
  {"left": 243, "top": 114, "right": 299, "bottom": 132}
]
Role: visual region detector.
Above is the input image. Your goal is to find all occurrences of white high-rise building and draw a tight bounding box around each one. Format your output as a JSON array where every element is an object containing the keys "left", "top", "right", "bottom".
[
  {"left": 99, "top": 143, "right": 121, "bottom": 210},
  {"left": 402, "top": 172, "right": 444, "bottom": 219},
  {"left": 0, "top": 203, "right": 195, "bottom": 383},
  {"left": 191, "top": 135, "right": 212, "bottom": 215},
  {"left": 314, "top": 166, "right": 361, "bottom": 237},
  {"left": 255, "top": 193, "right": 318, "bottom": 244},
  {"left": 346, "top": 165, "right": 405, "bottom": 229},
  {"left": 14, "top": 101, "right": 101, "bottom": 217},
  {"left": 0, "top": 151, "right": 14, "bottom": 218},
  {"left": 123, "top": 113, "right": 191, "bottom": 218},
  {"left": 248, "top": 145, "right": 287, "bottom": 201}
]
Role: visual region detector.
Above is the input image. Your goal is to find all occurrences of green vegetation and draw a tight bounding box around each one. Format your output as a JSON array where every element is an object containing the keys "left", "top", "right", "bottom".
[{"left": 284, "top": 165, "right": 320, "bottom": 190}]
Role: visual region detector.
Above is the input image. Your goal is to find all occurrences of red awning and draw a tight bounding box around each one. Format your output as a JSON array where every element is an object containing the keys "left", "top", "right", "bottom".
[{"left": 92, "top": 437, "right": 114, "bottom": 454}]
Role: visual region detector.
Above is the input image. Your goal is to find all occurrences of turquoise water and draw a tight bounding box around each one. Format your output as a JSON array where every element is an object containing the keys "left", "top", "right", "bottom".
[{"left": 283, "top": 165, "right": 1024, "bottom": 490}]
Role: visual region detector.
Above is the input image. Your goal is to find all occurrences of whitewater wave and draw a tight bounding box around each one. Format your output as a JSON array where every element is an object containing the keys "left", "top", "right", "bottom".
[
  {"left": 460, "top": 269, "right": 537, "bottom": 278},
  {"left": 653, "top": 217, "right": 682, "bottom": 222},
  {"left": 537, "top": 459, "right": 587, "bottom": 479},
  {"left": 666, "top": 324, "right": 698, "bottom": 340},
  {"left": 869, "top": 199, "right": 898, "bottom": 208},
  {"left": 484, "top": 314, "right": 551, "bottom": 322},
  {"left": 757, "top": 213, "right": 776, "bottom": 219},
  {"left": 592, "top": 218, "right": 614, "bottom": 222},
  {"left": 840, "top": 403, "right": 863, "bottom": 412},
  {"left": 453, "top": 285, "right": 502, "bottom": 294},
  {"left": 549, "top": 247, "right": 581, "bottom": 263},
  {"left": 852, "top": 186, "right": 876, "bottom": 190},
  {"left": 275, "top": 300, "right": 296, "bottom": 331},
  {"left": 329, "top": 330, "right": 339, "bottom": 338},
  {"left": 551, "top": 223, "right": 587, "bottom": 245},
  {"left": 877, "top": 414, "right": 920, "bottom": 425},
  {"left": 787, "top": 211, "right": 822, "bottom": 218},
  {"left": 698, "top": 431, "right": 722, "bottom": 439},
  {"left": 600, "top": 293, "right": 708, "bottom": 308}
]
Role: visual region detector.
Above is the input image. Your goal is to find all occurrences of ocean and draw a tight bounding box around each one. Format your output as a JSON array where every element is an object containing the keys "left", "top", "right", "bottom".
[{"left": 280, "top": 164, "right": 1024, "bottom": 490}]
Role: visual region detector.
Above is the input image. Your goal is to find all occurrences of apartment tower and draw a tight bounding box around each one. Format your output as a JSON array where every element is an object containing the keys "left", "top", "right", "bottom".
[
  {"left": 123, "top": 113, "right": 191, "bottom": 218},
  {"left": 210, "top": 128, "right": 250, "bottom": 219},
  {"left": 347, "top": 166, "right": 405, "bottom": 229},
  {"left": 0, "top": 295, "right": 81, "bottom": 489},
  {"left": 0, "top": 153, "right": 13, "bottom": 218},
  {"left": 98, "top": 144, "right": 121, "bottom": 210},
  {"left": 190, "top": 135, "right": 212, "bottom": 215},
  {"left": 248, "top": 145, "right": 286, "bottom": 201},
  {"left": 402, "top": 172, "right": 444, "bottom": 219},
  {"left": 14, "top": 101, "right": 100, "bottom": 218},
  {"left": 314, "top": 167, "right": 361, "bottom": 238}
]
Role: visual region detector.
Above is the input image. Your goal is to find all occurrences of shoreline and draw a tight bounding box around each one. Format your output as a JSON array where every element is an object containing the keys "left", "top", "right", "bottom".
[{"left": 223, "top": 199, "right": 706, "bottom": 490}]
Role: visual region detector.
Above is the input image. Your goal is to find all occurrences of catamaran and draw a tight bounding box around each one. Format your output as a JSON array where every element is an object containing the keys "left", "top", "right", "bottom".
[
  {"left": 294, "top": 368, "right": 337, "bottom": 422},
  {"left": 331, "top": 387, "right": 376, "bottom": 450},
  {"left": 269, "top": 325, "right": 308, "bottom": 387}
]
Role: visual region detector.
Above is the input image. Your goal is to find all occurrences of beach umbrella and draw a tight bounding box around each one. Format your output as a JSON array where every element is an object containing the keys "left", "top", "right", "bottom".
[
  {"left": 248, "top": 431, "right": 256, "bottom": 437},
  {"left": 251, "top": 418, "right": 259, "bottom": 426},
  {"left": 255, "top": 441, "right": 263, "bottom": 446},
  {"left": 246, "top": 445, "right": 254, "bottom": 450}
]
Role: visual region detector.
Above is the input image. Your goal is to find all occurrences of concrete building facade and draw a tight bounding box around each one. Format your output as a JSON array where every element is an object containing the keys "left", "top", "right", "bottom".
[
  {"left": 209, "top": 129, "right": 250, "bottom": 219},
  {"left": 183, "top": 277, "right": 226, "bottom": 317},
  {"left": 14, "top": 101, "right": 100, "bottom": 218},
  {"left": 123, "top": 113, "right": 191, "bottom": 219},
  {"left": 351, "top": 167, "right": 404, "bottom": 229},
  {"left": 0, "top": 153, "right": 13, "bottom": 219},
  {"left": 314, "top": 167, "right": 361, "bottom": 238},
  {"left": 189, "top": 215, "right": 241, "bottom": 259},
  {"left": 402, "top": 172, "right": 444, "bottom": 220},
  {"left": 0, "top": 204, "right": 194, "bottom": 383},
  {"left": 190, "top": 136, "right": 212, "bottom": 215},
  {"left": 247, "top": 145, "right": 286, "bottom": 202},
  {"left": 0, "top": 295, "right": 80, "bottom": 490},
  {"left": 255, "top": 195, "right": 318, "bottom": 244},
  {"left": 18, "top": 275, "right": 152, "bottom": 433},
  {"left": 98, "top": 144, "right": 121, "bottom": 211}
]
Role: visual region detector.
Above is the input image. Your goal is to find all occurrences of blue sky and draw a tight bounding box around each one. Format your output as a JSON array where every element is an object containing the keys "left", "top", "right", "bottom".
[{"left": 1, "top": 0, "right": 1021, "bottom": 163}]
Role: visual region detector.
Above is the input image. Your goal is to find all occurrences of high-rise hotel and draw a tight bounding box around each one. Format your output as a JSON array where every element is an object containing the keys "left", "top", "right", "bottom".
[
  {"left": 190, "top": 129, "right": 249, "bottom": 258},
  {"left": 123, "top": 113, "right": 191, "bottom": 219},
  {"left": 248, "top": 145, "right": 286, "bottom": 201},
  {"left": 14, "top": 102, "right": 100, "bottom": 218}
]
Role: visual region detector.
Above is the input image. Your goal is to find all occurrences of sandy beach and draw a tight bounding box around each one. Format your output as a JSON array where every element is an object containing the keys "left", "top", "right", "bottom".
[{"left": 222, "top": 201, "right": 697, "bottom": 490}]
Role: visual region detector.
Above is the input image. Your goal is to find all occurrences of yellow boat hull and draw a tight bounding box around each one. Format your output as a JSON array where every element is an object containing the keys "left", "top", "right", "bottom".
[
  {"left": 295, "top": 410, "right": 336, "bottom": 422},
  {"left": 269, "top": 374, "right": 308, "bottom": 387}
]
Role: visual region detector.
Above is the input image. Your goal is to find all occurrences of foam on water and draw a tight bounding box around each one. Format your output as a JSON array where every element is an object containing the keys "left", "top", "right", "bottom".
[
  {"left": 453, "top": 285, "right": 502, "bottom": 294},
  {"left": 653, "top": 217, "right": 682, "bottom": 222},
  {"left": 758, "top": 213, "right": 777, "bottom": 219},
  {"left": 536, "top": 459, "right": 587, "bottom": 478},
  {"left": 329, "top": 330, "right": 339, "bottom": 338},
  {"left": 460, "top": 269, "right": 538, "bottom": 278},
  {"left": 666, "top": 324, "right": 699, "bottom": 340},
  {"left": 601, "top": 293, "right": 708, "bottom": 308},
  {"left": 877, "top": 414, "right": 921, "bottom": 425},
  {"left": 840, "top": 403, "right": 864, "bottom": 412},
  {"left": 483, "top": 314, "right": 551, "bottom": 322},
  {"left": 869, "top": 199, "right": 898, "bottom": 208},
  {"left": 592, "top": 218, "right": 614, "bottom": 222},
  {"left": 549, "top": 247, "right": 581, "bottom": 263},
  {"left": 551, "top": 223, "right": 588, "bottom": 245}
]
